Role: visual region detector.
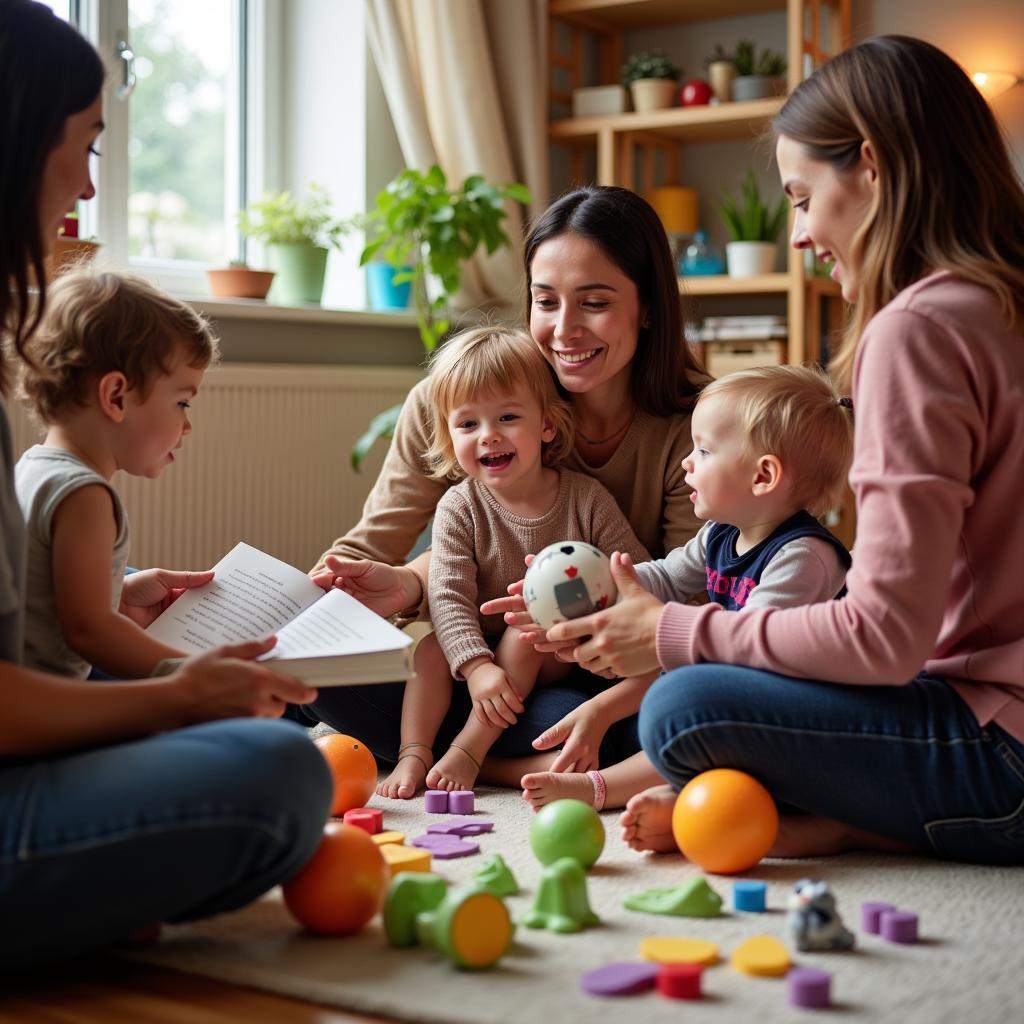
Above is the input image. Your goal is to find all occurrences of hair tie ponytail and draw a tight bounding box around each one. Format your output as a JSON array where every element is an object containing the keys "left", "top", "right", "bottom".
[{"left": 837, "top": 396, "right": 853, "bottom": 409}]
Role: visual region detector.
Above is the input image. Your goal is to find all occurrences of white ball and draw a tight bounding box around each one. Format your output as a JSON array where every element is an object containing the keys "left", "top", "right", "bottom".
[{"left": 523, "top": 541, "right": 616, "bottom": 629}]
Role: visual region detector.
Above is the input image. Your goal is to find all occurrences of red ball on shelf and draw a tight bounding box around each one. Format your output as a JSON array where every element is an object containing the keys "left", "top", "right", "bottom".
[{"left": 680, "top": 79, "right": 713, "bottom": 106}]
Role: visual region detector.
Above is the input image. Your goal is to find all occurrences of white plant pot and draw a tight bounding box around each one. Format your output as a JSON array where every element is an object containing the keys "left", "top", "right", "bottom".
[
  {"left": 726, "top": 241, "right": 777, "bottom": 278},
  {"left": 572, "top": 84, "right": 629, "bottom": 118},
  {"left": 629, "top": 78, "right": 677, "bottom": 113}
]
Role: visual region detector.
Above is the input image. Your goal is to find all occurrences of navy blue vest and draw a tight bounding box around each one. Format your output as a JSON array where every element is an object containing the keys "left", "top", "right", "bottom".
[{"left": 703, "top": 510, "right": 851, "bottom": 611}]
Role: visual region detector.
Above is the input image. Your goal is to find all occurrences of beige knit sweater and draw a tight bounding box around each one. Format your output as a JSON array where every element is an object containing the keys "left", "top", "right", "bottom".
[
  {"left": 430, "top": 470, "right": 649, "bottom": 676},
  {"left": 313, "top": 377, "right": 699, "bottom": 580}
]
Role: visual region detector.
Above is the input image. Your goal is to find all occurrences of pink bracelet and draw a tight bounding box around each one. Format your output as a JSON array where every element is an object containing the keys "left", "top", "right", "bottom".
[{"left": 587, "top": 769, "right": 606, "bottom": 811}]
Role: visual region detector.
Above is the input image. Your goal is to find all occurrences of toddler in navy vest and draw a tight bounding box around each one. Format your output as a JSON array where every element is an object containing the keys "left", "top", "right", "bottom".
[{"left": 521, "top": 364, "right": 853, "bottom": 812}]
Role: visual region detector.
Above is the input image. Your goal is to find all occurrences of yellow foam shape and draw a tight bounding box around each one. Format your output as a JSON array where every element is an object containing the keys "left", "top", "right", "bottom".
[
  {"left": 639, "top": 936, "right": 719, "bottom": 966},
  {"left": 380, "top": 843, "right": 431, "bottom": 877},
  {"left": 372, "top": 830, "right": 406, "bottom": 846},
  {"left": 451, "top": 892, "right": 513, "bottom": 969},
  {"left": 731, "top": 935, "right": 790, "bottom": 976}
]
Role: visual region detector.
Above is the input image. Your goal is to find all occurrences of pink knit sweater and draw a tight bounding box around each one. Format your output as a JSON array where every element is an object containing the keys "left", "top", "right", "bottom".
[{"left": 657, "top": 272, "right": 1024, "bottom": 742}]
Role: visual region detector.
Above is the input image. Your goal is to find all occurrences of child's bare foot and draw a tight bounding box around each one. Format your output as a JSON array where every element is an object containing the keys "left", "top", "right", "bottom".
[
  {"left": 521, "top": 770, "right": 596, "bottom": 810},
  {"left": 377, "top": 745, "right": 433, "bottom": 799},
  {"left": 426, "top": 743, "right": 481, "bottom": 791},
  {"left": 619, "top": 784, "right": 679, "bottom": 853}
]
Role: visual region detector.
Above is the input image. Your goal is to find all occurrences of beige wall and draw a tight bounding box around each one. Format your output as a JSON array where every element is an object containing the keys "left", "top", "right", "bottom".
[{"left": 857, "top": 0, "right": 1024, "bottom": 176}]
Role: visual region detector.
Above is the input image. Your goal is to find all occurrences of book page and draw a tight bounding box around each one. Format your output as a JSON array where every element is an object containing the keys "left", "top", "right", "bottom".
[{"left": 147, "top": 542, "right": 324, "bottom": 653}]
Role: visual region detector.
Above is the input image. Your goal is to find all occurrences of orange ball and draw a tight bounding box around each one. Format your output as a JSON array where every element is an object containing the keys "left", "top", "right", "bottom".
[
  {"left": 315, "top": 733, "right": 377, "bottom": 816},
  {"left": 283, "top": 822, "right": 389, "bottom": 934},
  {"left": 671, "top": 769, "right": 779, "bottom": 875}
]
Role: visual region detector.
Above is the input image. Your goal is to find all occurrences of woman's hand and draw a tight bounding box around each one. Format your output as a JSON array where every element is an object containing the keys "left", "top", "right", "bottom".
[
  {"left": 119, "top": 568, "right": 214, "bottom": 628},
  {"left": 310, "top": 556, "right": 421, "bottom": 618},
  {"left": 465, "top": 659, "right": 525, "bottom": 729},
  {"left": 531, "top": 702, "right": 607, "bottom": 774},
  {"left": 546, "top": 553, "right": 664, "bottom": 678}
]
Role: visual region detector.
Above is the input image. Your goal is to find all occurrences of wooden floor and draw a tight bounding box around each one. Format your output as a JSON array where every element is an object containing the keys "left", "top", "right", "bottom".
[{"left": 0, "top": 958, "right": 394, "bottom": 1024}]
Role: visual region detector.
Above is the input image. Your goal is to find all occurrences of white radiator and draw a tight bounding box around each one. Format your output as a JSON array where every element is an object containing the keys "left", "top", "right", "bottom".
[{"left": 6, "top": 363, "right": 424, "bottom": 572}]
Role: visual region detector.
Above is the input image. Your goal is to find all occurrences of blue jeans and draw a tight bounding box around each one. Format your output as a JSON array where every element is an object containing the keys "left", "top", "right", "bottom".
[
  {"left": 640, "top": 665, "right": 1024, "bottom": 866},
  {"left": 0, "top": 718, "right": 332, "bottom": 971},
  {"left": 291, "top": 673, "right": 641, "bottom": 768}
]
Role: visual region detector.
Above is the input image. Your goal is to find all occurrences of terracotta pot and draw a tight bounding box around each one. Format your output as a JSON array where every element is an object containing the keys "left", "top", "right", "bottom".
[
  {"left": 708, "top": 61, "right": 737, "bottom": 102},
  {"left": 629, "top": 78, "right": 677, "bottom": 113},
  {"left": 207, "top": 267, "right": 275, "bottom": 299},
  {"left": 45, "top": 236, "right": 100, "bottom": 282}
]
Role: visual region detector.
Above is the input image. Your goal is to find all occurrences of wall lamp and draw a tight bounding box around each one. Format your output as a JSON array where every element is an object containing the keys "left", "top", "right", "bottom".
[{"left": 971, "top": 71, "right": 1023, "bottom": 101}]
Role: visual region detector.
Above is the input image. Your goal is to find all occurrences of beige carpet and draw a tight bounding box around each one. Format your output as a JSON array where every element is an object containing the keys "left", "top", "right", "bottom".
[{"left": 122, "top": 787, "right": 1024, "bottom": 1023}]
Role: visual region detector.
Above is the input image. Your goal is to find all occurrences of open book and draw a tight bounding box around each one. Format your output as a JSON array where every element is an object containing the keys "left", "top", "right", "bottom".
[{"left": 146, "top": 542, "right": 414, "bottom": 685}]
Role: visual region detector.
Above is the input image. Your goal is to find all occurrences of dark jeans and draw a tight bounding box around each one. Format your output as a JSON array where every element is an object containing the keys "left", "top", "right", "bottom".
[
  {"left": 290, "top": 672, "right": 642, "bottom": 768},
  {"left": 639, "top": 664, "right": 1024, "bottom": 866}
]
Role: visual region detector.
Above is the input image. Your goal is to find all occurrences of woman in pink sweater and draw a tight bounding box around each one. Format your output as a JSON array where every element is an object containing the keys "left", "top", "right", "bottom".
[{"left": 542, "top": 36, "right": 1024, "bottom": 865}]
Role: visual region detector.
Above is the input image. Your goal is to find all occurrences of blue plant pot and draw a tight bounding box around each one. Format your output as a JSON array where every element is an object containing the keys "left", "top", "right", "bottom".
[{"left": 366, "top": 263, "right": 412, "bottom": 310}]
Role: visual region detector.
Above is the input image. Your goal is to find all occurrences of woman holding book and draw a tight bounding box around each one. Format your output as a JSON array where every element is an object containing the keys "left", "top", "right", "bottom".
[
  {"left": 0, "top": 1, "right": 331, "bottom": 970},
  {"left": 306, "top": 184, "right": 709, "bottom": 776}
]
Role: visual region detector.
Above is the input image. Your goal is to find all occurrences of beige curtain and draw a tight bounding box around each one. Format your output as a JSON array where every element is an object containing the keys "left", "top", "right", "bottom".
[{"left": 365, "top": 0, "right": 548, "bottom": 313}]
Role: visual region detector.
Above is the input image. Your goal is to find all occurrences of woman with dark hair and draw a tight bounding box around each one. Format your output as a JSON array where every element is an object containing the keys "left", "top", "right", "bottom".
[
  {"left": 306, "top": 185, "right": 709, "bottom": 781},
  {"left": 543, "top": 36, "right": 1024, "bottom": 866},
  {"left": 0, "top": 1, "right": 331, "bottom": 970}
]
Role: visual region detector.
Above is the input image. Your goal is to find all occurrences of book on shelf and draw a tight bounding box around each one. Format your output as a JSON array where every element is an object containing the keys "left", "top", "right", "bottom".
[
  {"left": 146, "top": 542, "right": 414, "bottom": 685},
  {"left": 698, "top": 325, "right": 788, "bottom": 342},
  {"left": 702, "top": 314, "right": 786, "bottom": 329}
]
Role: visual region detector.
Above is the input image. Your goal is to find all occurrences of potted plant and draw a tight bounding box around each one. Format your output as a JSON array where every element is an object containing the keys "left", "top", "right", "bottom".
[
  {"left": 705, "top": 44, "right": 737, "bottom": 103},
  {"left": 238, "top": 184, "right": 349, "bottom": 305},
  {"left": 717, "top": 169, "right": 788, "bottom": 277},
  {"left": 731, "top": 40, "right": 787, "bottom": 101},
  {"left": 206, "top": 259, "right": 275, "bottom": 300},
  {"left": 621, "top": 50, "right": 681, "bottom": 113},
  {"left": 351, "top": 164, "right": 531, "bottom": 470}
]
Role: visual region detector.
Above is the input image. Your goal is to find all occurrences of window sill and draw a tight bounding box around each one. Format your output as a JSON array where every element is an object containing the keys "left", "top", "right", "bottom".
[{"left": 180, "top": 295, "right": 419, "bottom": 328}]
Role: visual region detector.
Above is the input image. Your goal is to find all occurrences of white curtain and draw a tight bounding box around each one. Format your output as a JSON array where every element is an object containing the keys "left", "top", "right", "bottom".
[{"left": 365, "top": 0, "right": 548, "bottom": 313}]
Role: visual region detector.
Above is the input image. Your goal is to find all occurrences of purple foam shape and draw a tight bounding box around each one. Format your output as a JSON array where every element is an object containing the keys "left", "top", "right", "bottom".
[
  {"left": 427, "top": 817, "right": 494, "bottom": 836},
  {"left": 581, "top": 962, "right": 659, "bottom": 997},
  {"left": 410, "top": 833, "right": 480, "bottom": 859},
  {"left": 880, "top": 910, "right": 918, "bottom": 944},
  {"left": 860, "top": 901, "right": 897, "bottom": 934},
  {"left": 788, "top": 967, "right": 831, "bottom": 1009},
  {"left": 449, "top": 790, "right": 475, "bottom": 814},
  {"left": 424, "top": 790, "right": 449, "bottom": 814}
]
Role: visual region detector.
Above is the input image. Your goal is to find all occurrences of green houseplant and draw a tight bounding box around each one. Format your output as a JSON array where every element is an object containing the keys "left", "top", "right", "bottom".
[
  {"left": 238, "top": 184, "right": 350, "bottom": 304},
  {"left": 717, "top": 168, "right": 788, "bottom": 278},
  {"left": 621, "top": 50, "right": 681, "bottom": 112},
  {"left": 351, "top": 165, "right": 530, "bottom": 470},
  {"left": 731, "top": 40, "right": 788, "bottom": 101}
]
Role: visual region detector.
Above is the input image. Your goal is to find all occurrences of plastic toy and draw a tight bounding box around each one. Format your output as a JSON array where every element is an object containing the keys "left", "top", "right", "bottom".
[
  {"left": 671, "top": 769, "right": 778, "bottom": 874},
  {"left": 580, "top": 962, "right": 658, "bottom": 996},
  {"left": 424, "top": 790, "right": 450, "bottom": 813},
  {"left": 343, "top": 807, "right": 383, "bottom": 835},
  {"left": 733, "top": 880, "right": 768, "bottom": 912},
  {"left": 473, "top": 854, "right": 519, "bottom": 897},
  {"left": 384, "top": 872, "right": 514, "bottom": 970},
  {"left": 786, "top": 879, "right": 855, "bottom": 952},
  {"left": 381, "top": 842, "right": 432, "bottom": 877},
  {"left": 522, "top": 856, "right": 600, "bottom": 933},
  {"left": 427, "top": 817, "right": 493, "bottom": 836},
  {"left": 314, "top": 734, "right": 378, "bottom": 816},
  {"left": 880, "top": 909, "right": 918, "bottom": 944},
  {"left": 282, "top": 822, "right": 389, "bottom": 935},
  {"left": 657, "top": 962, "right": 703, "bottom": 1000},
  {"left": 623, "top": 877, "right": 722, "bottom": 917},
  {"left": 449, "top": 790, "right": 475, "bottom": 814},
  {"left": 730, "top": 935, "right": 790, "bottom": 977},
  {"left": 523, "top": 541, "right": 616, "bottom": 629},
  {"left": 372, "top": 830, "right": 406, "bottom": 846},
  {"left": 411, "top": 833, "right": 481, "bottom": 859},
  {"left": 861, "top": 900, "right": 897, "bottom": 933},
  {"left": 788, "top": 966, "right": 832, "bottom": 1009},
  {"left": 529, "top": 798, "right": 605, "bottom": 869},
  {"left": 639, "top": 936, "right": 718, "bottom": 966}
]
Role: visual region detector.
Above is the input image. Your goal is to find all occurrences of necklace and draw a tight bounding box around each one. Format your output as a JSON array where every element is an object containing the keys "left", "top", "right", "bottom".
[{"left": 575, "top": 412, "right": 635, "bottom": 446}]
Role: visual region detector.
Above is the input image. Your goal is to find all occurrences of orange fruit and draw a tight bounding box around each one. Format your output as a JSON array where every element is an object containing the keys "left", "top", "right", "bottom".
[
  {"left": 315, "top": 733, "right": 377, "bottom": 816},
  {"left": 283, "top": 822, "right": 389, "bottom": 934},
  {"left": 671, "top": 769, "right": 778, "bottom": 875}
]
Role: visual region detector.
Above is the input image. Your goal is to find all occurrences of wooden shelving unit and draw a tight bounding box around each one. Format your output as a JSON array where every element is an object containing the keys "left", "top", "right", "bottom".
[{"left": 547, "top": 0, "right": 852, "bottom": 365}]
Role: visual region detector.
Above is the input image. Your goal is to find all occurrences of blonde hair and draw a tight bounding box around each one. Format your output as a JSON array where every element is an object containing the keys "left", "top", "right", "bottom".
[
  {"left": 17, "top": 269, "right": 219, "bottom": 424},
  {"left": 774, "top": 36, "right": 1024, "bottom": 391},
  {"left": 425, "top": 325, "right": 574, "bottom": 481},
  {"left": 698, "top": 364, "right": 853, "bottom": 515}
]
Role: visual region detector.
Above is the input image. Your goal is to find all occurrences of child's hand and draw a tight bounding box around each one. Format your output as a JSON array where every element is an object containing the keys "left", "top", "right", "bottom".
[
  {"left": 531, "top": 704, "right": 608, "bottom": 774},
  {"left": 119, "top": 568, "right": 215, "bottom": 628},
  {"left": 465, "top": 661, "right": 525, "bottom": 729}
]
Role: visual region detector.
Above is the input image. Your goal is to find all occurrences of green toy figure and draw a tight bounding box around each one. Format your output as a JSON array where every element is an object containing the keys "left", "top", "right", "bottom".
[{"left": 522, "top": 856, "right": 600, "bottom": 934}]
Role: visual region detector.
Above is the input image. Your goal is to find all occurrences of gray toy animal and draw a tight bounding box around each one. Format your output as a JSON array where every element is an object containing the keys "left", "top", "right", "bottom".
[{"left": 786, "top": 878, "right": 856, "bottom": 952}]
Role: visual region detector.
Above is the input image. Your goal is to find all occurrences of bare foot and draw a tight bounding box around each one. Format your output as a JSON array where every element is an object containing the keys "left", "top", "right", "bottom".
[
  {"left": 377, "top": 749, "right": 433, "bottom": 800},
  {"left": 521, "top": 770, "right": 596, "bottom": 811},
  {"left": 427, "top": 744, "right": 481, "bottom": 791},
  {"left": 619, "top": 784, "right": 679, "bottom": 853}
]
